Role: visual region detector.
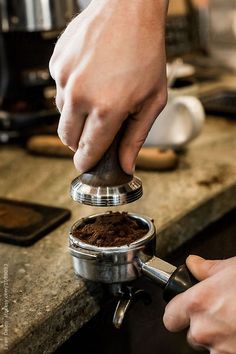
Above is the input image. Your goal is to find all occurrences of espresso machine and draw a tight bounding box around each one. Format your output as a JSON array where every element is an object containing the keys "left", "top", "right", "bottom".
[{"left": 0, "top": 0, "right": 79, "bottom": 142}]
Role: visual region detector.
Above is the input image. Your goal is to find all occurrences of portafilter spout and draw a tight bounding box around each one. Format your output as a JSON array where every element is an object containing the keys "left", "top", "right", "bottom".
[
  {"left": 110, "top": 259, "right": 197, "bottom": 328},
  {"left": 108, "top": 284, "right": 151, "bottom": 329},
  {"left": 70, "top": 131, "right": 142, "bottom": 207}
]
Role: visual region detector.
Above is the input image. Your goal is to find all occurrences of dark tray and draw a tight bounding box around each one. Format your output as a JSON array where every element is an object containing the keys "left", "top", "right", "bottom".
[
  {"left": 0, "top": 198, "right": 71, "bottom": 246},
  {"left": 200, "top": 89, "right": 236, "bottom": 117}
]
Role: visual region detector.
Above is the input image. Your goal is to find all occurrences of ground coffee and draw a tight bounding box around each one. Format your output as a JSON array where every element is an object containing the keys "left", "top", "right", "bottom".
[{"left": 73, "top": 212, "right": 148, "bottom": 247}]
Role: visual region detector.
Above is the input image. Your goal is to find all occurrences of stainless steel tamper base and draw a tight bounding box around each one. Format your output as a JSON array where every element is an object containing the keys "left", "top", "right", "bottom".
[{"left": 70, "top": 175, "right": 143, "bottom": 207}]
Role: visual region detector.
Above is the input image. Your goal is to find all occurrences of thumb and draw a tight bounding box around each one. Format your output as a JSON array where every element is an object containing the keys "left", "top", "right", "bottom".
[{"left": 186, "top": 255, "right": 223, "bottom": 281}]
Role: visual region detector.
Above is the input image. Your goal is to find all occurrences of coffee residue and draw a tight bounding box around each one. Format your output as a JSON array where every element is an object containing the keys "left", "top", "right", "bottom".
[
  {"left": 0, "top": 203, "right": 42, "bottom": 229},
  {"left": 73, "top": 212, "right": 148, "bottom": 247},
  {"left": 197, "top": 175, "right": 223, "bottom": 187}
]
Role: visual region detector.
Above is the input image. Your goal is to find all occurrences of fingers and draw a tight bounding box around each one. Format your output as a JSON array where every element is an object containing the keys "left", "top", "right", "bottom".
[
  {"left": 119, "top": 93, "right": 167, "bottom": 174},
  {"left": 163, "top": 275, "right": 208, "bottom": 333},
  {"left": 186, "top": 255, "right": 224, "bottom": 281},
  {"left": 57, "top": 101, "right": 87, "bottom": 152},
  {"left": 187, "top": 327, "right": 209, "bottom": 352},
  {"left": 163, "top": 291, "right": 190, "bottom": 332},
  {"left": 59, "top": 91, "right": 167, "bottom": 173},
  {"left": 73, "top": 108, "right": 125, "bottom": 172},
  {"left": 163, "top": 256, "right": 225, "bottom": 332},
  {"left": 164, "top": 256, "right": 235, "bottom": 335},
  {"left": 57, "top": 91, "right": 167, "bottom": 174}
]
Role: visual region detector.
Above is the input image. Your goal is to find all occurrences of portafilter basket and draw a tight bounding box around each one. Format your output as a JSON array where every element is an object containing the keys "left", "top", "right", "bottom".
[{"left": 69, "top": 213, "right": 197, "bottom": 306}]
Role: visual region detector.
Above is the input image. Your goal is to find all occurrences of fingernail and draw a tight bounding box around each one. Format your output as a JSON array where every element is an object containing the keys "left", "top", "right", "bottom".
[
  {"left": 73, "top": 151, "right": 84, "bottom": 173},
  {"left": 125, "top": 163, "right": 135, "bottom": 175},
  {"left": 120, "top": 158, "right": 135, "bottom": 175},
  {"left": 188, "top": 255, "right": 203, "bottom": 262}
]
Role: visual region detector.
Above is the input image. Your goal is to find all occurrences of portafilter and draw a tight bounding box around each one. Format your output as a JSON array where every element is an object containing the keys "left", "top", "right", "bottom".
[{"left": 69, "top": 212, "right": 197, "bottom": 328}]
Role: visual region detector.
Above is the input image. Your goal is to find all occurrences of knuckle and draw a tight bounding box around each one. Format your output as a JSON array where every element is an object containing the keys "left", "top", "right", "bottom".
[
  {"left": 188, "top": 290, "right": 206, "bottom": 314},
  {"left": 206, "top": 260, "right": 224, "bottom": 274},
  {"left": 49, "top": 57, "right": 69, "bottom": 88},
  {"left": 78, "top": 137, "right": 93, "bottom": 153},
  {"left": 95, "top": 103, "right": 113, "bottom": 119},
  {"left": 189, "top": 325, "right": 209, "bottom": 346},
  {"left": 78, "top": 140, "right": 86, "bottom": 150},
  {"left": 77, "top": 134, "right": 102, "bottom": 161},
  {"left": 55, "top": 66, "right": 68, "bottom": 88},
  {"left": 129, "top": 97, "right": 144, "bottom": 114},
  {"left": 77, "top": 140, "right": 92, "bottom": 160},
  {"left": 65, "top": 84, "right": 82, "bottom": 109},
  {"left": 67, "top": 90, "right": 78, "bottom": 108}
]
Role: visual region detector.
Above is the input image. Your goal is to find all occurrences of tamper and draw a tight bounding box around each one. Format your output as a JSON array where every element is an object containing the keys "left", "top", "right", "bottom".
[{"left": 70, "top": 132, "right": 142, "bottom": 207}]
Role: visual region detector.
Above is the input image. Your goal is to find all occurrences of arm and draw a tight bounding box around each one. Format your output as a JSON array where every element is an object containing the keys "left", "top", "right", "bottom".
[
  {"left": 163, "top": 255, "right": 236, "bottom": 353},
  {"left": 49, "top": 0, "right": 169, "bottom": 173}
]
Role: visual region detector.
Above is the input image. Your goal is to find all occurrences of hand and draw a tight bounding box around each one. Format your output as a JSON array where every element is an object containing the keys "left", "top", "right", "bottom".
[
  {"left": 163, "top": 255, "right": 236, "bottom": 353},
  {"left": 49, "top": 0, "right": 168, "bottom": 174}
]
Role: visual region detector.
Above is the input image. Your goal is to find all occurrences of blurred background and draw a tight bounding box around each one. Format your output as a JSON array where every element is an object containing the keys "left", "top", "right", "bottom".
[{"left": 0, "top": 0, "right": 236, "bottom": 145}]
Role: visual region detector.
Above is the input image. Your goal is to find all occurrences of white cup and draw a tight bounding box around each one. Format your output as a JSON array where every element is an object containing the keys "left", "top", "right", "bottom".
[{"left": 144, "top": 90, "right": 205, "bottom": 149}]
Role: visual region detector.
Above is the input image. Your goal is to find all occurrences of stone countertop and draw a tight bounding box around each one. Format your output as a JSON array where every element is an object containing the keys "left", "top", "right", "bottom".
[{"left": 0, "top": 93, "right": 236, "bottom": 353}]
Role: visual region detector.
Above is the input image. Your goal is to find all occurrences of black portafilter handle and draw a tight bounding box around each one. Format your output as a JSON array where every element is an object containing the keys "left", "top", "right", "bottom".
[
  {"left": 163, "top": 264, "right": 198, "bottom": 302},
  {"left": 138, "top": 257, "right": 198, "bottom": 302}
]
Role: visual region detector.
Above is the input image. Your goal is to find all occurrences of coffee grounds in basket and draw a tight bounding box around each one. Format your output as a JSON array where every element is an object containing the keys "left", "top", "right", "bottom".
[{"left": 73, "top": 212, "right": 148, "bottom": 247}]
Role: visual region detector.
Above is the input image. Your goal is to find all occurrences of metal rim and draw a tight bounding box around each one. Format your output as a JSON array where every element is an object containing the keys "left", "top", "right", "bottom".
[
  {"left": 70, "top": 176, "right": 143, "bottom": 207},
  {"left": 69, "top": 212, "right": 155, "bottom": 253}
]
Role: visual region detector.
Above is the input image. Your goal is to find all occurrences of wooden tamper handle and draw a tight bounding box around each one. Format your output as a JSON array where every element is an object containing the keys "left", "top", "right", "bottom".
[{"left": 79, "top": 132, "right": 132, "bottom": 187}]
